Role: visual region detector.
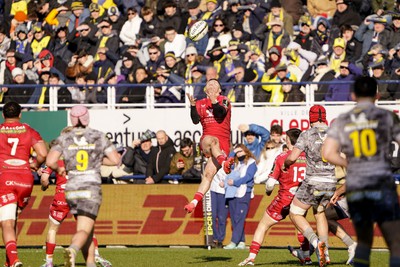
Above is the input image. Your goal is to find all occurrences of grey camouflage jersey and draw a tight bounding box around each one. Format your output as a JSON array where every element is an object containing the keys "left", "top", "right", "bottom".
[
  {"left": 52, "top": 127, "right": 115, "bottom": 185},
  {"left": 295, "top": 125, "right": 336, "bottom": 183},
  {"left": 327, "top": 102, "right": 400, "bottom": 191}
]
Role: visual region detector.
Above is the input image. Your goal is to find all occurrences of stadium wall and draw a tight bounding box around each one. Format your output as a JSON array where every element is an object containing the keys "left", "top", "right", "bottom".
[{"left": 17, "top": 185, "right": 397, "bottom": 248}]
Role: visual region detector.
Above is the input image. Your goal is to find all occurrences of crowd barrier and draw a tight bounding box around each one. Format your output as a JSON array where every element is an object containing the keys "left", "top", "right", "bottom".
[
  {"left": 16, "top": 184, "right": 397, "bottom": 248},
  {"left": 3, "top": 80, "right": 400, "bottom": 111}
]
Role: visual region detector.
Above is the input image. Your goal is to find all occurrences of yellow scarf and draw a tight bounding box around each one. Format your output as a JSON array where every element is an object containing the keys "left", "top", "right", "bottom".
[
  {"left": 267, "top": 32, "right": 283, "bottom": 50},
  {"left": 38, "top": 86, "right": 47, "bottom": 109},
  {"left": 330, "top": 52, "right": 346, "bottom": 73}
]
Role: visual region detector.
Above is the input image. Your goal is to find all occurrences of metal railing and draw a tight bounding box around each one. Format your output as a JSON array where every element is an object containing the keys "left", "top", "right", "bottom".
[{"left": 3, "top": 80, "right": 400, "bottom": 110}]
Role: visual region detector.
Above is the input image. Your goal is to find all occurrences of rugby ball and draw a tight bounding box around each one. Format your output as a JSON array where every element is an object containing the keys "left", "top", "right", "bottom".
[{"left": 189, "top": 20, "right": 208, "bottom": 42}]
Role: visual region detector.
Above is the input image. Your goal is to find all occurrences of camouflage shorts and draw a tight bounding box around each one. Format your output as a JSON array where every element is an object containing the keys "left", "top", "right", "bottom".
[
  {"left": 65, "top": 184, "right": 102, "bottom": 220},
  {"left": 295, "top": 181, "right": 336, "bottom": 211}
]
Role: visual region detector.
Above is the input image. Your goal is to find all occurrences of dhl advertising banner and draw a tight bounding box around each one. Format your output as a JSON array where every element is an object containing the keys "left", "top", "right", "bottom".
[{"left": 17, "top": 185, "right": 394, "bottom": 248}]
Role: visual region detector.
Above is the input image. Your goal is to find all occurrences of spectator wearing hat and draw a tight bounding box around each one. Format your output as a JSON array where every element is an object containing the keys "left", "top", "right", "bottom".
[
  {"left": 300, "top": 56, "right": 335, "bottom": 102},
  {"left": 184, "top": 0, "right": 203, "bottom": 36},
  {"left": 9, "top": 23, "right": 31, "bottom": 60},
  {"left": 205, "top": 39, "right": 231, "bottom": 80},
  {"left": 355, "top": 15, "right": 392, "bottom": 59},
  {"left": 84, "top": 2, "right": 105, "bottom": 31},
  {"left": 329, "top": 37, "right": 347, "bottom": 74},
  {"left": 294, "top": 14, "right": 322, "bottom": 55},
  {"left": 205, "top": 18, "right": 232, "bottom": 56},
  {"left": 202, "top": 0, "right": 222, "bottom": 28},
  {"left": 106, "top": 131, "right": 158, "bottom": 182},
  {"left": 360, "top": 43, "right": 388, "bottom": 71},
  {"left": 68, "top": 1, "right": 90, "bottom": 35},
  {"left": 117, "top": 52, "right": 138, "bottom": 83},
  {"left": 230, "top": 23, "right": 251, "bottom": 43},
  {"left": 340, "top": 24, "right": 362, "bottom": 63},
  {"left": 90, "top": 0, "right": 115, "bottom": 17},
  {"left": 94, "top": 18, "right": 120, "bottom": 59},
  {"left": 265, "top": 45, "right": 283, "bottom": 69},
  {"left": 146, "top": 44, "right": 165, "bottom": 80},
  {"left": 245, "top": 42, "right": 265, "bottom": 82},
  {"left": 9, "top": 11, "right": 27, "bottom": 40},
  {"left": 325, "top": 60, "right": 362, "bottom": 101},
  {"left": 331, "top": 0, "right": 362, "bottom": 29},
  {"left": 67, "top": 22, "right": 97, "bottom": 55},
  {"left": 255, "top": 18, "right": 290, "bottom": 55},
  {"left": 307, "top": 0, "right": 337, "bottom": 20},
  {"left": 163, "top": 26, "right": 187, "bottom": 59},
  {"left": 184, "top": 1, "right": 209, "bottom": 56},
  {"left": 368, "top": 60, "right": 392, "bottom": 100},
  {"left": 36, "top": 49, "right": 66, "bottom": 81},
  {"left": 226, "top": 40, "right": 245, "bottom": 70},
  {"left": 311, "top": 17, "right": 331, "bottom": 50},
  {"left": 3, "top": 67, "right": 36, "bottom": 104},
  {"left": 164, "top": 51, "right": 186, "bottom": 79},
  {"left": 120, "top": 7, "right": 143, "bottom": 47},
  {"left": 107, "top": 6, "right": 124, "bottom": 33},
  {"left": 264, "top": 0, "right": 294, "bottom": 37},
  {"left": 49, "top": 26, "right": 73, "bottom": 66},
  {"left": 184, "top": 44, "right": 204, "bottom": 84},
  {"left": 66, "top": 49, "right": 94, "bottom": 80},
  {"left": 261, "top": 62, "right": 298, "bottom": 104},
  {"left": 30, "top": 23, "right": 52, "bottom": 58}
]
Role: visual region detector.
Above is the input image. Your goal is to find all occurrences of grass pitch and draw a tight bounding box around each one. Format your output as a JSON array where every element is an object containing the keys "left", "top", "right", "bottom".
[{"left": 6, "top": 247, "right": 389, "bottom": 267}]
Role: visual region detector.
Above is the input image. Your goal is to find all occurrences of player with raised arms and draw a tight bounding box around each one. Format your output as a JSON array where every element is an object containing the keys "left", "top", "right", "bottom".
[{"left": 184, "top": 79, "right": 234, "bottom": 213}]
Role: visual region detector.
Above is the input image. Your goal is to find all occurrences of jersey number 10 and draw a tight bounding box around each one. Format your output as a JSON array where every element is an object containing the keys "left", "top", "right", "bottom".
[{"left": 349, "top": 129, "right": 377, "bottom": 157}]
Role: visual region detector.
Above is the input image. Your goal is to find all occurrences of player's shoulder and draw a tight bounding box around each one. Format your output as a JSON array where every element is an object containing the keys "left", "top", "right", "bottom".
[{"left": 275, "top": 151, "right": 288, "bottom": 162}]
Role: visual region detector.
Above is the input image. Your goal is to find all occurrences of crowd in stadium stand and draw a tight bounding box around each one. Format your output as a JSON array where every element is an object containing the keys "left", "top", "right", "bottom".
[{"left": 0, "top": 0, "right": 400, "bottom": 107}]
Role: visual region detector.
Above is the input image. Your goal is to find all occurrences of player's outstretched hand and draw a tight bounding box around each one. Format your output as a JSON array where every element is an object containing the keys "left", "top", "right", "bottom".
[
  {"left": 184, "top": 203, "right": 196, "bottom": 213},
  {"left": 186, "top": 93, "right": 196, "bottom": 106}
]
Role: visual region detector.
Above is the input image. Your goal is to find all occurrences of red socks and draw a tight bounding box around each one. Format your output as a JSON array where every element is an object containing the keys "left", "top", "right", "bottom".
[
  {"left": 193, "top": 192, "right": 204, "bottom": 202},
  {"left": 46, "top": 242, "right": 56, "bottom": 256},
  {"left": 297, "top": 232, "right": 310, "bottom": 251},
  {"left": 6, "top": 241, "right": 18, "bottom": 264},
  {"left": 249, "top": 241, "right": 261, "bottom": 255},
  {"left": 92, "top": 236, "right": 99, "bottom": 248}
]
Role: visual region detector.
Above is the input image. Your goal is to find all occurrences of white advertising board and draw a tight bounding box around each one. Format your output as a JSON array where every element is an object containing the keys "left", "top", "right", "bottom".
[{"left": 88, "top": 105, "right": 400, "bottom": 147}]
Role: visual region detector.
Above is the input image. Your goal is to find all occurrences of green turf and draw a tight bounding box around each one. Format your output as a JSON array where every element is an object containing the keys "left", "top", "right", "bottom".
[{"left": 4, "top": 247, "right": 389, "bottom": 267}]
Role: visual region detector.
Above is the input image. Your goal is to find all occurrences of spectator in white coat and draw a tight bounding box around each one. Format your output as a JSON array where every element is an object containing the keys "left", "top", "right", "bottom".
[{"left": 119, "top": 7, "right": 143, "bottom": 46}]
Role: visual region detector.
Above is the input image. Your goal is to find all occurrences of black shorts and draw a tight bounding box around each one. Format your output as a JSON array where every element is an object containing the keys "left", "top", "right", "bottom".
[{"left": 347, "top": 186, "right": 400, "bottom": 225}]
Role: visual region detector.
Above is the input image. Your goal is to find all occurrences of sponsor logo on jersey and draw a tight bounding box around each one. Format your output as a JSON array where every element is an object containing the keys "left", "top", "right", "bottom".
[{"left": 4, "top": 159, "right": 27, "bottom": 166}]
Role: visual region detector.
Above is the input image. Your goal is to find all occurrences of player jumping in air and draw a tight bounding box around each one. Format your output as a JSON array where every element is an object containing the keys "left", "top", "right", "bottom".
[{"left": 184, "top": 79, "right": 234, "bottom": 213}]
